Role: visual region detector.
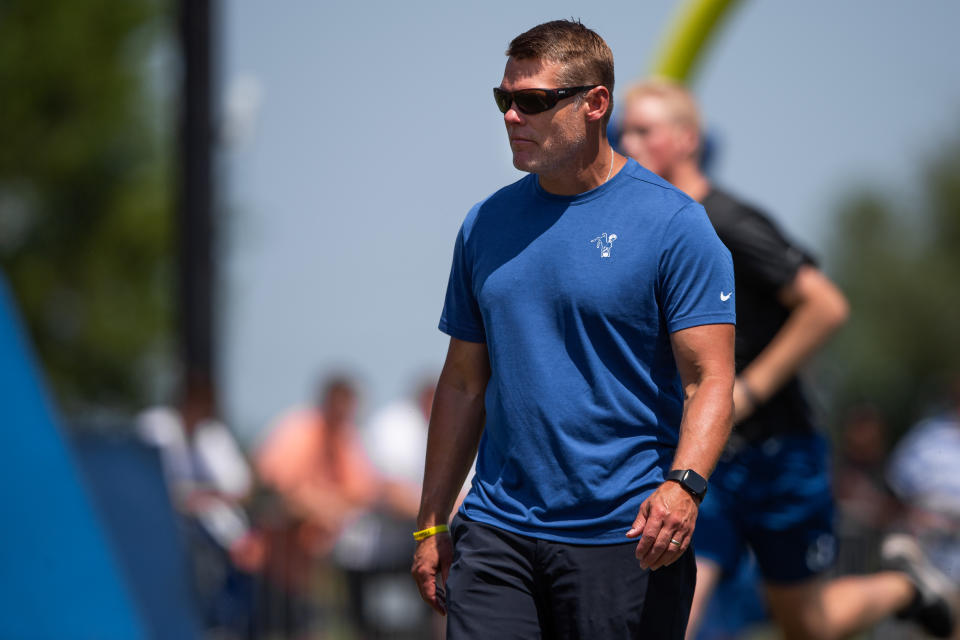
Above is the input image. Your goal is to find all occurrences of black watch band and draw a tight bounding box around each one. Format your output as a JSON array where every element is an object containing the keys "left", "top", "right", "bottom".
[{"left": 666, "top": 468, "right": 708, "bottom": 501}]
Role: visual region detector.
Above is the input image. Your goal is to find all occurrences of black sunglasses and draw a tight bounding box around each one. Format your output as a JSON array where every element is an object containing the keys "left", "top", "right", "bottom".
[{"left": 493, "top": 85, "right": 599, "bottom": 115}]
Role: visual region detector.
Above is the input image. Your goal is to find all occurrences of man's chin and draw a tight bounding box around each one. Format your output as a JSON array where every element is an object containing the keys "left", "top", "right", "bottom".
[{"left": 512, "top": 154, "right": 536, "bottom": 173}]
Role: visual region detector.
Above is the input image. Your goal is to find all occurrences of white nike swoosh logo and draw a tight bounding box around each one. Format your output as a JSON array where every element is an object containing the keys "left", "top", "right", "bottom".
[{"left": 720, "top": 291, "right": 732, "bottom": 301}]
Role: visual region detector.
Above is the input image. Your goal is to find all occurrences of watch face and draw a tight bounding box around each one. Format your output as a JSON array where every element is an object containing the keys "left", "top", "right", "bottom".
[
  {"left": 683, "top": 470, "right": 708, "bottom": 497},
  {"left": 667, "top": 469, "right": 708, "bottom": 498}
]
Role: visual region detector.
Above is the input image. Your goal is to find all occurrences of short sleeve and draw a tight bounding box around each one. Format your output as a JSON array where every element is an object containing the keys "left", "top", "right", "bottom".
[
  {"left": 439, "top": 225, "right": 486, "bottom": 343},
  {"left": 717, "top": 206, "right": 812, "bottom": 290},
  {"left": 658, "top": 202, "right": 736, "bottom": 333}
]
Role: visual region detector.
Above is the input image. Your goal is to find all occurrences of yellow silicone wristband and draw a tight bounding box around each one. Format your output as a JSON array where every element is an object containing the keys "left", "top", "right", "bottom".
[{"left": 413, "top": 524, "right": 449, "bottom": 541}]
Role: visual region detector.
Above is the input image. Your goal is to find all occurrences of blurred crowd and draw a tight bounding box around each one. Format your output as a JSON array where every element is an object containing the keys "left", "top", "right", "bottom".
[
  {"left": 132, "top": 371, "right": 960, "bottom": 640},
  {"left": 665, "top": 382, "right": 960, "bottom": 640},
  {"left": 834, "top": 383, "right": 960, "bottom": 586},
  {"left": 136, "top": 372, "right": 464, "bottom": 640},
  {"left": 829, "top": 383, "right": 960, "bottom": 640}
]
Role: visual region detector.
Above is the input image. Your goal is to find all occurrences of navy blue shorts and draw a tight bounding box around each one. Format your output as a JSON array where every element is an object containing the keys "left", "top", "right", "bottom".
[
  {"left": 692, "top": 432, "right": 837, "bottom": 584},
  {"left": 445, "top": 513, "right": 696, "bottom": 639}
]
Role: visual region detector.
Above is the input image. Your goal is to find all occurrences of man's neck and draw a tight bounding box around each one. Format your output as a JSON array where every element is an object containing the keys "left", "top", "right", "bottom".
[
  {"left": 666, "top": 162, "right": 711, "bottom": 203},
  {"left": 538, "top": 140, "right": 624, "bottom": 196}
]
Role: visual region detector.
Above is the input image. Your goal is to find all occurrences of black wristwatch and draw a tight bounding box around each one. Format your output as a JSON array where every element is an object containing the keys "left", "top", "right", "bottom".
[{"left": 666, "top": 469, "right": 708, "bottom": 502}]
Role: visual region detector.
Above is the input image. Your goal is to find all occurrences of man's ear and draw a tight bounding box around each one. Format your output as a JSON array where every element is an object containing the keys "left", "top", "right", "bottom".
[
  {"left": 676, "top": 124, "right": 701, "bottom": 160},
  {"left": 583, "top": 86, "right": 611, "bottom": 123}
]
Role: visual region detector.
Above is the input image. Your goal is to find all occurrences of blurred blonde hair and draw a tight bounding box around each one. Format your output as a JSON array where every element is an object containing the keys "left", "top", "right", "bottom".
[{"left": 622, "top": 78, "right": 701, "bottom": 135}]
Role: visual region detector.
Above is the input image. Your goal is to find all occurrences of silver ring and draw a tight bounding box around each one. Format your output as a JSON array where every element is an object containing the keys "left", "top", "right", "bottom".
[{"left": 669, "top": 538, "right": 681, "bottom": 546}]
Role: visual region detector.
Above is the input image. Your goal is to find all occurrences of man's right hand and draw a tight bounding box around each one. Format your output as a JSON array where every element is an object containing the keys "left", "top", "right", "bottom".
[{"left": 411, "top": 531, "right": 454, "bottom": 615}]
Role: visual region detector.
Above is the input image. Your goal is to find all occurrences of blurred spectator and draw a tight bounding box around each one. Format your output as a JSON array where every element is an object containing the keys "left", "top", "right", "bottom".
[
  {"left": 887, "top": 379, "right": 960, "bottom": 585},
  {"left": 363, "top": 378, "right": 436, "bottom": 518},
  {"left": 834, "top": 405, "right": 900, "bottom": 574},
  {"left": 620, "top": 79, "right": 956, "bottom": 640},
  {"left": 253, "top": 374, "right": 379, "bottom": 637},
  {"left": 137, "top": 382, "right": 261, "bottom": 639},
  {"left": 336, "top": 377, "right": 439, "bottom": 639}
]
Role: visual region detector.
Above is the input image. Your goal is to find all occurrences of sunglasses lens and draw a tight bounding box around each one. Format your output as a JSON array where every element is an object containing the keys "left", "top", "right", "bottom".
[
  {"left": 493, "top": 88, "right": 512, "bottom": 114},
  {"left": 493, "top": 88, "right": 566, "bottom": 115},
  {"left": 514, "top": 90, "right": 553, "bottom": 114}
]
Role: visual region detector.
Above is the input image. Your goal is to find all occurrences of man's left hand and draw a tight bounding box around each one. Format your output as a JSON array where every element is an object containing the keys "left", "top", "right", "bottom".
[{"left": 626, "top": 481, "right": 698, "bottom": 570}]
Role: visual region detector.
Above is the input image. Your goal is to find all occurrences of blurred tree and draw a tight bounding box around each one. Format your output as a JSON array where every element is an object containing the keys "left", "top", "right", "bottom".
[
  {"left": 825, "top": 131, "right": 960, "bottom": 436},
  {"left": 0, "top": 0, "right": 173, "bottom": 415}
]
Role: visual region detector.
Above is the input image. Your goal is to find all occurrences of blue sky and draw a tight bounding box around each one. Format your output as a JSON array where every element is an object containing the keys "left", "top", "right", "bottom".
[{"left": 217, "top": 1, "right": 960, "bottom": 444}]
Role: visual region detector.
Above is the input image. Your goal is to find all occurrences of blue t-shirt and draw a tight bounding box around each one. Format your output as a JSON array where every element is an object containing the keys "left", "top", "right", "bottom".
[{"left": 440, "top": 159, "right": 735, "bottom": 544}]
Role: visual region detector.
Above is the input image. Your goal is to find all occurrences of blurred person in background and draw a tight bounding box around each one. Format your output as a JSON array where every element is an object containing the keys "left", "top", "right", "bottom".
[
  {"left": 363, "top": 377, "right": 438, "bottom": 525},
  {"left": 337, "top": 377, "right": 456, "bottom": 639},
  {"left": 885, "top": 377, "right": 960, "bottom": 636},
  {"left": 137, "top": 378, "right": 262, "bottom": 639},
  {"left": 254, "top": 374, "right": 379, "bottom": 639},
  {"left": 619, "top": 79, "right": 957, "bottom": 640},
  {"left": 833, "top": 405, "right": 900, "bottom": 574}
]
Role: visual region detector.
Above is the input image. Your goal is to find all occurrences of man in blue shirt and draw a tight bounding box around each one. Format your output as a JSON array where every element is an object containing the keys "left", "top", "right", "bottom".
[{"left": 411, "top": 20, "right": 736, "bottom": 638}]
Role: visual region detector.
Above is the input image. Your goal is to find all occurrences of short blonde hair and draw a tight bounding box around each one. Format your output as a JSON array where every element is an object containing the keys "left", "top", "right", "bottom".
[{"left": 622, "top": 79, "right": 701, "bottom": 134}]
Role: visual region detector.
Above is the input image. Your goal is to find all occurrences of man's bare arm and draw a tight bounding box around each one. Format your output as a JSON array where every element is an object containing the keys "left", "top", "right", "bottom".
[
  {"left": 629, "top": 323, "right": 735, "bottom": 570},
  {"left": 735, "top": 265, "right": 848, "bottom": 421},
  {"left": 669, "top": 322, "right": 736, "bottom": 477},
  {"left": 417, "top": 337, "right": 490, "bottom": 528},
  {"left": 412, "top": 337, "right": 490, "bottom": 614}
]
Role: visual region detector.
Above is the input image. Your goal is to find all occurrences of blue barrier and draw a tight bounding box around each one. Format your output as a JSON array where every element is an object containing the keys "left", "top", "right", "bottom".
[
  {"left": 0, "top": 274, "right": 148, "bottom": 639},
  {"left": 73, "top": 433, "right": 203, "bottom": 640}
]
